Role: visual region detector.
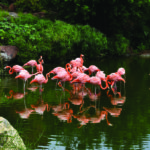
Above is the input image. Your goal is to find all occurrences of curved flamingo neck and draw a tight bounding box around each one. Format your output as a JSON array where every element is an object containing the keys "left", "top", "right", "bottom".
[
  {"left": 100, "top": 78, "right": 108, "bottom": 90},
  {"left": 80, "top": 55, "right": 84, "bottom": 65},
  {"left": 45, "top": 73, "right": 50, "bottom": 83},
  {"left": 7, "top": 66, "right": 13, "bottom": 74},
  {"left": 66, "top": 67, "right": 72, "bottom": 81}
]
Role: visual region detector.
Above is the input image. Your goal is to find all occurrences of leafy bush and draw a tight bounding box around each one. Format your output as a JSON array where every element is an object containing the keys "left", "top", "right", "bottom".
[
  {"left": 107, "top": 34, "right": 130, "bottom": 56},
  {"left": 0, "top": 13, "right": 108, "bottom": 64}
]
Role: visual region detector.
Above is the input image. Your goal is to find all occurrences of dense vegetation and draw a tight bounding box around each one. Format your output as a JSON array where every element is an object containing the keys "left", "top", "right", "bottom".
[{"left": 1, "top": 0, "right": 150, "bottom": 63}]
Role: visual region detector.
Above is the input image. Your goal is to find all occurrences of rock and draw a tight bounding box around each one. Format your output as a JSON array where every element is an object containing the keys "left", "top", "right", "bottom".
[
  {"left": 0, "top": 46, "right": 18, "bottom": 62},
  {"left": 0, "top": 117, "right": 26, "bottom": 149},
  {"left": 8, "top": 12, "right": 18, "bottom": 18}
]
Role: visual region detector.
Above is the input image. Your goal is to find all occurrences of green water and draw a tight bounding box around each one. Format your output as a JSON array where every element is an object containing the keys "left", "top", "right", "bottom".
[{"left": 1, "top": 56, "right": 150, "bottom": 150}]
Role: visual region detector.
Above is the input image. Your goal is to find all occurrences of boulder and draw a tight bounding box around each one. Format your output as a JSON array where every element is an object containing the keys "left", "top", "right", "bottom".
[
  {"left": 0, "top": 46, "right": 18, "bottom": 62},
  {"left": 0, "top": 117, "right": 26, "bottom": 149}
]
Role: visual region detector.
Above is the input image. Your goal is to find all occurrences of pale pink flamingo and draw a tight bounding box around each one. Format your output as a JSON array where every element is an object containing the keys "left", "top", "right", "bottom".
[
  {"left": 23, "top": 60, "right": 37, "bottom": 74},
  {"left": 70, "top": 73, "right": 90, "bottom": 84},
  {"left": 106, "top": 72, "right": 125, "bottom": 88},
  {"left": 36, "top": 56, "right": 44, "bottom": 74},
  {"left": 15, "top": 70, "right": 40, "bottom": 91},
  {"left": 49, "top": 67, "right": 66, "bottom": 75},
  {"left": 75, "top": 54, "right": 84, "bottom": 65},
  {"left": 86, "top": 65, "right": 100, "bottom": 76},
  {"left": 117, "top": 67, "right": 125, "bottom": 76},
  {"left": 86, "top": 76, "right": 108, "bottom": 90},
  {"left": 51, "top": 65, "right": 72, "bottom": 86},
  {"left": 69, "top": 54, "right": 84, "bottom": 68},
  {"left": 30, "top": 73, "right": 50, "bottom": 91},
  {"left": 4, "top": 65, "right": 25, "bottom": 75},
  {"left": 96, "top": 70, "right": 106, "bottom": 82}
]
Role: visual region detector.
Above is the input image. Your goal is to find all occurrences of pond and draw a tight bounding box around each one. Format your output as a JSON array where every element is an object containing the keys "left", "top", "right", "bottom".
[{"left": 1, "top": 55, "right": 150, "bottom": 150}]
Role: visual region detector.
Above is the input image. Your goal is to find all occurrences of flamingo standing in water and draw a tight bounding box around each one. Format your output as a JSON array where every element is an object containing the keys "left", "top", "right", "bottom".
[
  {"left": 86, "top": 76, "right": 108, "bottom": 91},
  {"left": 85, "top": 65, "right": 100, "bottom": 76},
  {"left": 4, "top": 65, "right": 25, "bottom": 75},
  {"left": 15, "top": 70, "right": 40, "bottom": 91},
  {"left": 23, "top": 60, "right": 37, "bottom": 74},
  {"left": 30, "top": 73, "right": 50, "bottom": 91},
  {"left": 36, "top": 56, "right": 44, "bottom": 74},
  {"left": 51, "top": 63, "right": 72, "bottom": 86}
]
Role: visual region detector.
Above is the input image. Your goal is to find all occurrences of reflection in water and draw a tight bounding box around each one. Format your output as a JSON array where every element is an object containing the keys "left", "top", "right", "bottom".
[
  {"left": 52, "top": 102, "right": 73, "bottom": 123},
  {"left": 16, "top": 92, "right": 35, "bottom": 119},
  {"left": 2, "top": 56, "right": 142, "bottom": 150},
  {"left": 31, "top": 94, "right": 50, "bottom": 115},
  {"left": 6, "top": 90, "right": 27, "bottom": 100}
]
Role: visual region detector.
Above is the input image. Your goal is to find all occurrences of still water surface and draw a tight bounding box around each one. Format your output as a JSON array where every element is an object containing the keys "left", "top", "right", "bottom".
[{"left": 1, "top": 56, "right": 150, "bottom": 150}]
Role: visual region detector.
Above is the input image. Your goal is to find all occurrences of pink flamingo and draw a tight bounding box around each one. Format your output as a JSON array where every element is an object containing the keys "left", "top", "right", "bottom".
[
  {"left": 15, "top": 70, "right": 40, "bottom": 91},
  {"left": 70, "top": 73, "right": 90, "bottom": 84},
  {"left": 36, "top": 56, "right": 44, "bottom": 74},
  {"left": 49, "top": 67, "right": 66, "bottom": 75},
  {"left": 86, "top": 76, "right": 108, "bottom": 90},
  {"left": 4, "top": 65, "right": 25, "bottom": 75},
  {"left": 96, "top": 70, "right": 106, "bottom": 82},
  {"left": 51, "top": 64, "right": 72, "bottom": 85},
  {"left": 30, "top": 73, "right": 50, "bottom": 91},
  {"left": 74, "top": 54, "right": 84, "bottom": 65},
  {"left": 117, "top": 67, "right": 125, "bottom": 76},
  {"left": 106, "top": 72, "right": 125, "bottom": 88},
  {"left": 86, "top": 65, "right": 100, "bottom": 76},
  {"left": 23, "top": 60, "right": 37, "bottom": 74}
]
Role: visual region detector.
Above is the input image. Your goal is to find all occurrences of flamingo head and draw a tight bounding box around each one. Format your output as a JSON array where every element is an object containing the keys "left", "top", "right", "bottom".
[
  {"left": 117, "top": 67, "right": 125, "bottom": 75},
  {"left": 4, "top": 66, "right": 10, "bottom": 69}
]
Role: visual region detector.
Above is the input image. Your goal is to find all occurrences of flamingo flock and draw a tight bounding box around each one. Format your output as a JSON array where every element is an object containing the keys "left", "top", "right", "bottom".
[
  {"left": 4, "top": 54, "right": 126, "bottom": 127},
  {"left": 4, "top": 54, "right": 126, "bottom": 94}
]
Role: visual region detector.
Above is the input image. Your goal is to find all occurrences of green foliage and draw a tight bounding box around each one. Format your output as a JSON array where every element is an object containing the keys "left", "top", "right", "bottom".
[
  {"left": 15, "top": 0, "right": 43, "bottom": 12},
  {"left": 107, "top": 34, "right": 130, "bottom": 56},
  {"left": 0, "top": 11, "right": 9, "bottom": 20},
  {"left": 0, "top": 12, "right": 108, "bottom": 63}
]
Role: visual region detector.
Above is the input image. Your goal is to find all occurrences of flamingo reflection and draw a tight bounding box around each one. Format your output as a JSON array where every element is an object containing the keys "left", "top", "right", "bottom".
[
  {"left": 16, "top": 91, "right": 34, "bottom": 119},
  {"left": 103, "top": 107, "right": 122, "bottom": 117},
  {"left": 6, "top": 90, "right": 27, "bottom": 100},
  {"left": 31, "top": 94, "right": 50, "bottom": 115},
  {"left": 52, "top": 102, "right": 73, "bottom": 123}
]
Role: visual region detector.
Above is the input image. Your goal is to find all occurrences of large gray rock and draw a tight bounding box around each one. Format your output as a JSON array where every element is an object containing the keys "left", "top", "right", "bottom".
[
  {"left": 0, "top": 117, "right": 26, "bottom": 150},
  {"left": 0, "top": 46, "right": 18, "bottom": 62}
]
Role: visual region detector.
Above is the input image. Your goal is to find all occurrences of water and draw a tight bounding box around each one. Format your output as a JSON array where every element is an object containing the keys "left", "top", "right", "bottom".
[{"left": 1, "top": 56, "right": 150, "bottom": 150}]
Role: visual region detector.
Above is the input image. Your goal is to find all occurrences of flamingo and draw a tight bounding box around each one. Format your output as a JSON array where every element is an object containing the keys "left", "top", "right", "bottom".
[
  {"left": 106, "top": 72, "right": 125, "bottom": 88},
  {"left": 23, "top": 60, "right": 37, "bottom": 74},
  {"left": 36, "top": 56, "right": 44, "bottom": 74},
  {"left": 87, "top": 76, "right": 108, "bottom": 90},
  {"left": 49, "top": 67, "right": 66, "bottom": 75},
  {"left": 75, "top": 54, "right": 84, "bottom": 65},
  {"left": 69, "top": 54, "right": 84, "bottom": 68},
  {"left": 117, "top": 67, "right": 125, "bottom": 76},
  {"left": 51, "top": 64, "right": 72, "bottom": 86},
  {"left": 70, "top": 73, "right": 90, "bottom": 84},
  {"left": 96, "top": 70, "right": 106, "bottom": 82},
  {"left": 15, "top": 70, "right": 40, "bottom": 91},
  {"left": 30, "top": 73, "right": 50, "bottom": 91},
  {"left": 86, "top": 65, "right": 100, "bottom": 76},
  {"left": 4, "top": 65, "right": 25, "bottom": 75}
]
